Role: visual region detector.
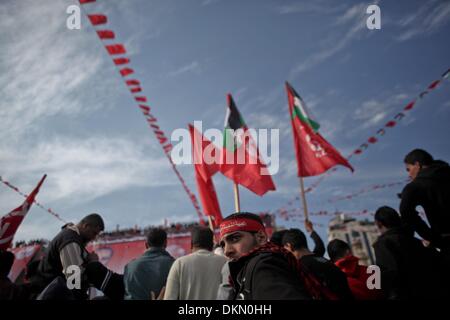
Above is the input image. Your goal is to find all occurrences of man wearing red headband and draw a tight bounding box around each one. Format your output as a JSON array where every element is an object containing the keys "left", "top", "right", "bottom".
[{"left": 219, "top": 212, "right": 311, "bottom": 300}]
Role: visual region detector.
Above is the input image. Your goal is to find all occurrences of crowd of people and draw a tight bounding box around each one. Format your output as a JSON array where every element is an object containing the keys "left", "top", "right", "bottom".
[{"left": 1, "top": 148, "right": 449, "bottom": 300}]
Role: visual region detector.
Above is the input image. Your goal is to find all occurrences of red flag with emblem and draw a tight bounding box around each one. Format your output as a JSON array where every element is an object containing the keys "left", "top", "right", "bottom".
[
  {"left": 286, "top": 82, "right": 353, "bottom": 177},
  {"left": 0, "top": 175, "right": 47, "bottom": 250}
]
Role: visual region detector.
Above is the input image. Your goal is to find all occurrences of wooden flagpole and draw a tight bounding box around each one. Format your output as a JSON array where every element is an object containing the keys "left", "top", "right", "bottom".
[
  {"left": 233, "top": 183, "right": 241, "bottom": 212},
  {"left": 298, "top": 176, "right": 309, "bottom": 221}
]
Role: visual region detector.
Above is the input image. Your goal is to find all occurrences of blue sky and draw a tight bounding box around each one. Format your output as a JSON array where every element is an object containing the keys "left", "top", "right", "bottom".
[{"left": 1, "top": 0, "right": 449, "bottom": 245}]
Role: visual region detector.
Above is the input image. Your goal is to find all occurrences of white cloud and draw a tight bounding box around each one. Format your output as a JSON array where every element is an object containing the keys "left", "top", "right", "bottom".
[
  {"left": 395, "top": 0, "right": 450, "bottom": 41},
  {"left": 277, "top": 1, "right": 346, "bottom": 15},
  {"left": 168, "top": 61, "right": 201, "bottom": 77}
]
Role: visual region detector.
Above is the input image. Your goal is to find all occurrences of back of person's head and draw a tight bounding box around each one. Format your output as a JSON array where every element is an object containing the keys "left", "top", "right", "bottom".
[
  {"left": 270, "top": 230, "right": 288, "bottom": 247},
  {"left": 191, "top": 227, "right": 214, "bottom": 251},
  {"left": 79, "top": 213, "right": 105, "bottom": 231},
  {"left": 327, "top": 239, "right": 351, "bottom": 262},
  {"left": 282, "top": 228, "right": 308, "bottom": 251},
  {"left": 0, "top": 250, "right": 15, "bottom": 278},
  {"left": 404, "top": 149, "right": 434, "bottom": 166},
  {"left": 374, "top": 206, "right": 402, "bottom": 229},
  {"left": 146, "top": 228, "right": 167, "bottom": 248}
]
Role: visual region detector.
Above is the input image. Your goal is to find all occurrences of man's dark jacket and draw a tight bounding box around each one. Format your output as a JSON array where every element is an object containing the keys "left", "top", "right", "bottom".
[
  {"left": 373, "top": 227, "right": 450, "bottom": 299},
  {"left": 228, "top": 244, "right": 311, "bottom": 300},
  {"left": 400, "top": 160, "right": 450, "bottom": 248}
]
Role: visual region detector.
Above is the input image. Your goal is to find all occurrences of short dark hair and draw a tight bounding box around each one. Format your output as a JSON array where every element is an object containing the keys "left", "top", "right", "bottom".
[
  {"left": 375, "top": 206, "right": 402, "bottom": 229},
  {"left": 191, "top": 227, "right": 214, "bottom": 251},
  {"left": 146, "top": 228, "right": 167, "bottom": 247},
  {"left": 404, "top": 149, "right": 433, "bottom": 166},
  {"left": 282, "top": 228, "right": 308, "bottom": 250},
  {"left": 80, "top": 213, "right": 105, "bottom": 231},
  {"left": 327, "top": 239, "right": 351, "bottom": 262},
  {"left": 270, "top": 230, "right": 288, "bottom": 247},
  {"left": 0, "top": 250, "right": 15, "bottom": 277},
  {"left": 221, "top": 212, "right": 264, "bottom": 226}
]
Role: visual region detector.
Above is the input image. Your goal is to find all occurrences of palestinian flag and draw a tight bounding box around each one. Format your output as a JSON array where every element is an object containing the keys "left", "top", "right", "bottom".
[
  {"left": 220, "top": 94, "right": 276, "bottom": 196},
  {"left": 286, "top": 82, "right": 353, "bottom": 177}
]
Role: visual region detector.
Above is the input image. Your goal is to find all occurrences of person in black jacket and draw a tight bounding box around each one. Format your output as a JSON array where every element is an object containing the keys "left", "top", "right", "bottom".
[
  {"left": 219, "top": 212, "right": 311, "bottom": 300},
  {"left": 282, "top": 228, "right": 354, "bottom": 300},
  {"left": 400, "top": 149, "right": 450, "bottom": 258},
  {"left": 373, "top": 206, "right": 449, "bottom": 299},
  {"left": 35, "top": 214, "right": 105, "bottom": 299}
]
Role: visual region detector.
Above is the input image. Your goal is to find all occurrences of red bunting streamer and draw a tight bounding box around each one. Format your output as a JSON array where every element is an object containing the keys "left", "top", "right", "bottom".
[
  {"left": 125, "top": 79, "right": 140, "bottom": 86},
  {"left": 79, "top": 0, "right": 96, "bottom": 4},
  {"left": 87, "top": 14, "right": 107, "bottom": 26},
  {"left": 120, "top": 68, "right": 134, "bottom": 77},
  {"left": 113, "top": 58, "right": 130, "bottom": 65},
  {"left": 80, "top": 4, "right": 204, "bottom": 222},
  {"left": 96, "top": 30, "right": 115, "bottom": 39},
  {"left": 105, "top": 44, "right": 126, "bottom": 55},
  {"left": 0, "top": 176, "right": 67, "bottom": 223}
]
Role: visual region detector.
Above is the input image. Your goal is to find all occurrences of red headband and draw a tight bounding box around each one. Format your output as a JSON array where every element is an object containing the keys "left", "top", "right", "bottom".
[{"left": 219, "top": 218, "right": 265, "bottom": 240}]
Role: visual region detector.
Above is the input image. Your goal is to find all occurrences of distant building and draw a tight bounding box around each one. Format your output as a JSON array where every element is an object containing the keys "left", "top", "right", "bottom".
[{"left": 328, "top": 214, "right": 379, "bottom": 266}]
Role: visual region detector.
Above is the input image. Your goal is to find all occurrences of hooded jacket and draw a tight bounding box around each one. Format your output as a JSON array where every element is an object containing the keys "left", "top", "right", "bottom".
[{"left": 400, "top": 160, "right": 450, "bottom": 247}]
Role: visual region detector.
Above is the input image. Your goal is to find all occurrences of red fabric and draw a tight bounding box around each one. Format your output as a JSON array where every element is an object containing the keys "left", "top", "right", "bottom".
[
  {"left": 219, "top": 95, "right": 276, "bottom": 196},
  {"left": 428, "top": 80, "right": 441, "bottom": 90},
  {"left": 0, "top": 175, "right": 46, "bottom": 250},
  {"left": 139, "top": 105, "right": 150, "bottom": 115},
  {"left": 9, "top": 245, "right": 42, "bottom": 282},
  {"left": 135, "top": 96, "right": 147, "bottom": 103},
  {"left": 113, "top": 58, "right": 130, "bottom": 65},
  {"left": 119, "top": 68, "right": 134, "bottom": 77},
  {"left": 130, "top": 87, "right": 142, "bottom": 93},
  {"left": 385, "top": 120, "right": 396, "bottom": 128},
  {"left": 126, "top": 79, "right": 140, "bottom": 86},
  {"left": 334, "top": 255, "right": 383, "bottom": 300},
  {"left": 368, "top": 136, "right": 377, "bottom": 144},
  {"left": 96, "top": 30, "right": 115, "bottom": 39},
  {"left": 105, "top": 44, "right": 126, "bottom": 55},
  {"left": 286, "top": 83, "right": 354, "bottom": 177},
  {"left": 87, "top": 14, "right": 107, "bottom": 26},
  {"left": 219, "top": 217, "right": 264, "bottom": 239},
  {"left": 79, "top": 0, "right": 96, "bottom": 4},
  {"left": 189, "top": 124, "right": 223, "bottom": 227},
  {"left": 403, "top": 101, "right": 415, "bottom": 111}
]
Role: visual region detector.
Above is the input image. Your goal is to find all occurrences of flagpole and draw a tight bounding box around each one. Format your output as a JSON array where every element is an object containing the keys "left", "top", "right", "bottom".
[
  {"left": 298, "top": 177, "right": 309, "bottom": 221},
  {"left": 233, "top": 183, "right": 241, "bottom": 212},
  {"left": 207, "top": 216, "right": 214, "bottom": 232}
]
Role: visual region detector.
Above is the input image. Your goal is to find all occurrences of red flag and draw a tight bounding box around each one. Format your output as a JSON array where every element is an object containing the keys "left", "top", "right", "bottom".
[
  {"left": 87, "top": 14, "right": 107, "bottom": 26},
  {"left": 0, "top": 175, "right": 46, "bottom": 250},
  {"left": 404, "top": 101, "right": 415, "bottom": 111},
  {"left": 96, "top": 30, "right": 115, "bottom": 40},
  {"left": 130, "top": 87, "right": 142, "bottom": 93},
  {"left": 385, "top": 120, "right": 396, "bottom": 128},
  {"left": 219, "top": 94, "right": 276, "bottom": 196},
  {"left": 428, "top": 80, "right": 441, "bottom": 90},
  {"left": 126, "top": 79, "right": 140, "bottom": 86},
  {"left": 113, "top": 58, "right": 130, "bottom": 65},
  {"left": 105, "top": 44, "right": 126, "bottom": 55},
  {"left": 120, "top": 68, "right": 134, "bottom": 77},
  {"left": 189, "top": 124, "right": 222, "bottom": 226},
  {"left": 79, "top": 0, "right": 96, "bottom": 4},
  {"left": 135, "top": 96, "right": 147, "bottom": 103},
  {"left": 286, "top": 82, "right": 353, "bottom": 177}
]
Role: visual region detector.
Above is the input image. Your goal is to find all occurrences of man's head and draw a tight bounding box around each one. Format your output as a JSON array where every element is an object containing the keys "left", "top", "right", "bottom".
[
  {"left": 146, "top": 228, "right": 167, "bottom": 249},
  {"left": 191, "top": 226, "right": 214, "bottom": 252},
  {"left": 404, "top": 149, "right": 433, "bottom": 180},
  {"left": 270, "top": 229, "right": 288, "bottom": 247},
  {"left": 77, "top": 213, "right": 105, "bottom": 243},
  {"left": 219, "top": 212, "right": 267, "bottom": 260},
  {"left": 282, "top": 229, "right": 308, "bottom": 256},
  {"left": 374, "top": 206, "right": 401, "bottom": 234},
  {"left": 327, "top": 239, "right": 351, "bottom": 263},
  {"left": 0, "top": 250, "right": 15, "bottom": 278}
]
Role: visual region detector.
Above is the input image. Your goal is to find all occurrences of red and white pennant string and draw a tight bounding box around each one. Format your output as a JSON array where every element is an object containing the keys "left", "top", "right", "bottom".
[
  {"left": 0, "top": 176, "right": 67, "bottom": 223},
  {"left": 79, "top": 1, "right": 204, "bottom": 223}
]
